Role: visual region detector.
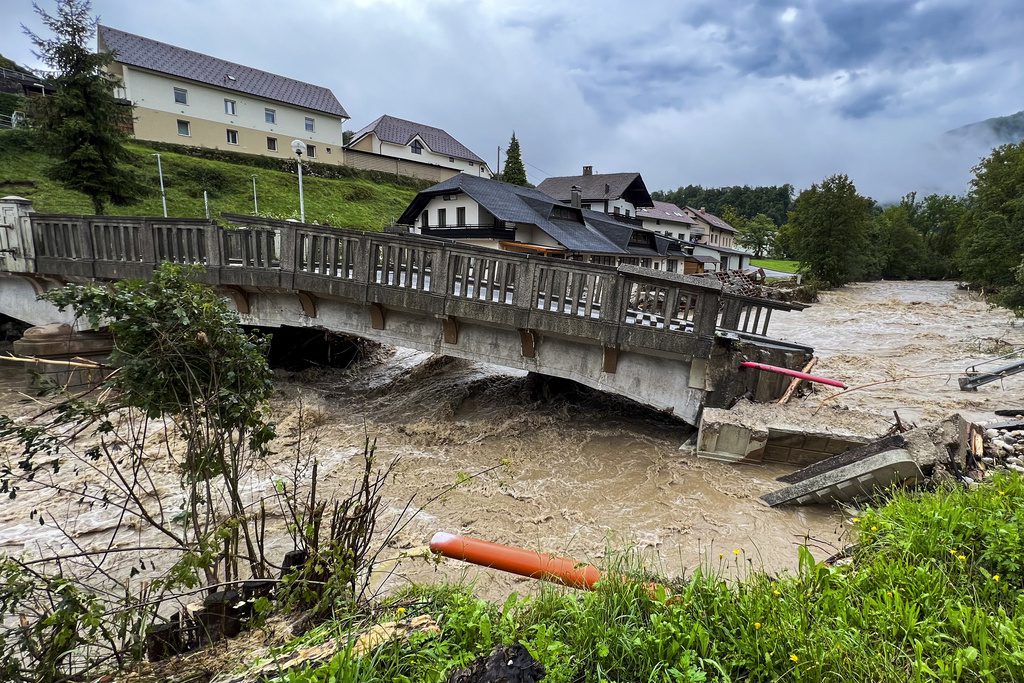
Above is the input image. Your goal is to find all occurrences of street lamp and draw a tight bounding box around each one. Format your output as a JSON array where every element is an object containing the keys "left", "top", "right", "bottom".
[
  {"left": 251, "top": 174, "right": 258, "bottom": 215},
  {"left": 290, "top": 139, "right": 305, "bottom": 223},
  {"left": 152, "top": 153, "right": 168, "bottom": 217}
]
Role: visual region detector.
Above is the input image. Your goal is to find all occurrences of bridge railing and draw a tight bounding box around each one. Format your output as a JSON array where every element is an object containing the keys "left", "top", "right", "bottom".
[{"left": 17, "top": 211, "right": 799, "bottom": 361}]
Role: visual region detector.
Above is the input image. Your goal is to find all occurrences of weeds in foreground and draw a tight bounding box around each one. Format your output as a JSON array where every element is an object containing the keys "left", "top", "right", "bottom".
[{"left": 270, "top": 474, "right": 1024, "bottom": 683}]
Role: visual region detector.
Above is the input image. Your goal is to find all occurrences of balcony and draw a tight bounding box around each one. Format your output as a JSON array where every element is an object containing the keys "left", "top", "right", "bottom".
[{"left": 420, "top": 224, "right": 516, "bottom": 240}]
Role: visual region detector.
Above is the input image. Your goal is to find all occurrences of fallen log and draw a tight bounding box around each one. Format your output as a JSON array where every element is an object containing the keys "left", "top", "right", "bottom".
[{"left": 777, "top": 357, "right": 818, "bottom": 405}]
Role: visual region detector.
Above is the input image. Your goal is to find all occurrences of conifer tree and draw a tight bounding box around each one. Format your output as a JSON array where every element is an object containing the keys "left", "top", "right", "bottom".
[
  {"left": 24, "top": 0, "right": 139, "bottom": 214},
  {"left": 501, "top": 132, "right": 528, "bottom": 186}
]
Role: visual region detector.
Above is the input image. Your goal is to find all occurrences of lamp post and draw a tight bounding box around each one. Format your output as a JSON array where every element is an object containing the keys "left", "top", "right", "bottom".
[
  {"left": 251, "top": 174, "right": 258, "bottom": 215},
  {"left": 152, "top": 153, "right": 168, "bottom": 217},
  {"left": 290, "top": 139, "right": 305, "bottom": 222}
]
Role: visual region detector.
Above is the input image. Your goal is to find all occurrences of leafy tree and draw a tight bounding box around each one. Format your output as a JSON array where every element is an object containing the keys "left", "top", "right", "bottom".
[
  {"left": 501, "top": 132, "right": 528, "bottom": 186},
  {"left": 915, "top": 193, "right": 965, "bottom": 278},
  {"left": 788, "top": 174, "right": 875, "bottom": 286},
  {"left": 653, "top": 184, "right": 794, "bottom": 227},
  {"left": 23, "top": 0, "right": 140, "bottom": 213},
  {"left": 956, "top": 141, "right": 1024, "bottom": 290},
  {"left": 736, "top": 213, "right": 777, "bottom": 257},
  {"left": 872, "top": 203, "right": 927, "bottom": 280}
]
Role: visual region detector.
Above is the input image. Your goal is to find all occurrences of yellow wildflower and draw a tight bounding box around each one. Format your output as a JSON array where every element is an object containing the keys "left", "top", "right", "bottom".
[
  {"left": 396, "top": 607, "right": 407, "bottom": 618},
  {"left": 719, "top": 553, "right": 724, "bottom": 559},
  {"left": 993, "top": 575, "right": 1000, "bottom": 582},
  {"left": 958, "top": 555, "right": 967, "bottom": 562},
  {"left": 734, "top": 549, "right": 742, "bottom": 556},
  {"left": 754, "top": 622, "right": 762, "bottom": 630},
  {"left": 851, "top": 517, "right": 860, "bottom": 523},
  {"left": 949, "top": 549, "right": 957, "bottom": 556},
  {"left": 871, "top": 525, "right": 878, "bottom": 532},
  {"left": 773, "top": 589, "right": 781, "bottom": 597},
  {"left": 790, "top": 654, "right": 799, "bottom": 663}
]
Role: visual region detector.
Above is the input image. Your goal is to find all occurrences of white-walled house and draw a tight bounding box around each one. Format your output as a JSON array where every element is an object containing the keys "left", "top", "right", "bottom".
[
  {"left": 346, "top": 115, "right": 492, "bottom": 176},
  {"left": 99, "top": 26, "right": 349, "bottom": 163},
  {"left": 683, "top": 207, "right": 753, "bottom": 271},
  {"left": 638, "top": 200, "right": 701, "bottom": 241},
  {"left": 536, "top": 167, "right": 655, "bottom": 217}
]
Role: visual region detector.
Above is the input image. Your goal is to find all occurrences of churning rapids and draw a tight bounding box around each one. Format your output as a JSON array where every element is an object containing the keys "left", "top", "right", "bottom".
[{"left": 0, "top": 280, "right": 1021, "bottom": 598}]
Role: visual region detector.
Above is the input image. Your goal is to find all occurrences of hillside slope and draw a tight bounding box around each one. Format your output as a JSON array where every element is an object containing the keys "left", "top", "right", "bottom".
[
  {"left": 945, "top": 110, "right": 1024, "bottom": 146},
  {"left": 0, "top": 130, "right": 421, "bottom": 229}
]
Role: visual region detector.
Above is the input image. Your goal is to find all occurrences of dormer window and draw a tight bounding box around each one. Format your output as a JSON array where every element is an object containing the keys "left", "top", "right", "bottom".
[{"left": 411, "top": 140, "right": 423, "bottom": 155}]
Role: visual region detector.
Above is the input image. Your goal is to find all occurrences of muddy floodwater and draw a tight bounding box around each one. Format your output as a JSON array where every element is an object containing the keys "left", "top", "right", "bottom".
[{"left": 1, "top": 280, "right": 1021, "bottom": 599}]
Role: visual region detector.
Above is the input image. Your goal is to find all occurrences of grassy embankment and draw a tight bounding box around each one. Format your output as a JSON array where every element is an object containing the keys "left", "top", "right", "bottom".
[
  {"left": 750, "top": 258, "right": 800, "bottom": 274},
  {"left": 0, "top": 129, "right": 422, "bottom": 229},
  {"left": 231, "top": 475, "right": 1024, "bottom": 682}
]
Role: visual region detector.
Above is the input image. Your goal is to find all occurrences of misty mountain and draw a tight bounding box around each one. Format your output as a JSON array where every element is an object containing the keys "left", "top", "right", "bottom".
[{"left": 945, "top": 110, "right": 1024, "bottom": 146}]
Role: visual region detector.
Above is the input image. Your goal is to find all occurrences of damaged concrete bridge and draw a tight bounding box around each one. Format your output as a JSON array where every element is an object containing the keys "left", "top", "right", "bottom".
[{"left": 0, "top": 197, "right": 811, "bottom": 425}]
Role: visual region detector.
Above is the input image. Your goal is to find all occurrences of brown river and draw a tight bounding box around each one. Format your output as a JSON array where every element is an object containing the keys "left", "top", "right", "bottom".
[{"left": 0, "top": 280, "right": 1021, "bottom": 599}]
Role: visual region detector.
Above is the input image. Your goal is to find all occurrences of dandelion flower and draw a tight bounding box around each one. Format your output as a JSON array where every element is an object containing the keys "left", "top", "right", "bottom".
[
  {"left": 773, "top": 589, "right": 781, "bottom": 597},
  {"left": 993, "top": 575, "right": 1000, "bottom": 582},
  {"left": 851, "top": 517, "right": 860, "bottom": 523},
  {"left": 396, "top": 607, "right": 407, "bottom": 618},
  {"left": 871, "top": 525, "right": 878, "bottom": 532},
  {"left": 754, "top": 622, "right": 762, "bottom": 630},
  {"left": 958, "top": 555, "right": 967, "bottom": 562},
  {"left": 734, "top": 549, "right": 742, "bottom": 556},
  {"left": 790, "top": 654, "right": 799, "bottom": 663}
]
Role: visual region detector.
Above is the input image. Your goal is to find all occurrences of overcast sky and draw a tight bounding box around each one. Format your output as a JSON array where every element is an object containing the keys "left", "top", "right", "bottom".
[{"left": 4, "top": 0, "right": 1023, "bottom": 201}]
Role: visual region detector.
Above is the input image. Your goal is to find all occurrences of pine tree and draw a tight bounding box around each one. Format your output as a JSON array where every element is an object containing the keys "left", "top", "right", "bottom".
[
  {"left": 24, "top": 0, "right": 139, "bottom": 214},
  {"left": 501, "top": 133, "right": 528, "bottom": 186}
]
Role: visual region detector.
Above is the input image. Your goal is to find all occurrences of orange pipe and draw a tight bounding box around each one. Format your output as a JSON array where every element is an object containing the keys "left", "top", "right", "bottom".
[{"left": 429, "top": 532, "right": 602, "bottom": 590}]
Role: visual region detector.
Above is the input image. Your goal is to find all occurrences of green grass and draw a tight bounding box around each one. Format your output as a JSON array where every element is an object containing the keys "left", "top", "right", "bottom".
[
  {"left": 253, "top": 474, "right": 1024, "bottom": 682},
  {"left": 750, "top": 258, "right": 800, "bottom": 274},
  {"left": 0, "top": 129, "right": 418, "bottom": 230}
]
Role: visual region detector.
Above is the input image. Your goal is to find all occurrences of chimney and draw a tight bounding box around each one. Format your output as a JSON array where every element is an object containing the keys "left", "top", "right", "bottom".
[
  {"left": 570, "top": 185, "right": 582, "bottom": 209},
  {"left": 582, "top": 165, "right": 593, "bottom": 176}
]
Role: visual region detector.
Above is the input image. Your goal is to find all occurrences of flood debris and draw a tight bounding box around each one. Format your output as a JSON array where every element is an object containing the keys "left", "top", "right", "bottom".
[{"left": 762, "top": 413, "right": 1019, "bottom": 506}]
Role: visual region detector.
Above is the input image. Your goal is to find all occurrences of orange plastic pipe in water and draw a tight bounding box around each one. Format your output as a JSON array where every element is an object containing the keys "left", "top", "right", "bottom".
[{"left": 429, "top": 532, "right": 602, "bottom": 591}]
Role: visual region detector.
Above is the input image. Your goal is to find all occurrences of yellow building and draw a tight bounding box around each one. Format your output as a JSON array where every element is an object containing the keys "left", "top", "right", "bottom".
[{"left": 98, "top": 26, "right": 349, "bottom": 164}]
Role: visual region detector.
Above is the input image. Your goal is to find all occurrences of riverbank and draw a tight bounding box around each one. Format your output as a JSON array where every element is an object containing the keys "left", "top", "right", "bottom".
[{"left": 152, "top": 473, "right": 1024, "bottom": 682}]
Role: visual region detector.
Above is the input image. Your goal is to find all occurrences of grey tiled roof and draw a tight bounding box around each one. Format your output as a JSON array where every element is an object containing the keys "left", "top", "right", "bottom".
[
  {"left": 348, "top": 114, "right": 486, "bottom": 164},
  {"left": 397, "top": 175, "right": 651, "bottom": 254},
  {"left": 685, "top": 206, "right": 737, "bottom": 233},
  {"left": 98, "top": 25, "right": 348, "bottom": 118},
  {"left": 536, "top": 172, "right": 654, "bottom": 208},
  {"left": 637, "top": 200, "right": 698, "bottom": 225}
]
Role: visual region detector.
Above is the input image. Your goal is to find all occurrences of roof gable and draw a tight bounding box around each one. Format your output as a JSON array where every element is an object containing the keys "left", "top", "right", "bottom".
[
  {"left": 98, "top": 25, "right": 348, "bottom": 118},
  {"left": 348, "top": 114, "right": 485, "bottom": 164},
  {"left": 685, "top": 207, "right": 737, "bottom": 233},
  {"left": 536, "top": 172, "right": 654, "bottom": 208},
  {"left": 638, "top": 200, "right": 698, "bottom": 225}
]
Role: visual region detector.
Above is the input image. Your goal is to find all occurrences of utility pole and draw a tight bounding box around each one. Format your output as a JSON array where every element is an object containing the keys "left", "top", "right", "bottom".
[
  {"left": 496, "top": 146, "right": 501, "bottom": 177},
  {"left": 203, "top": 190, "right": 210, "bottom": 219},
  {"left": 251, "top": 175, "right": 258, "bottom": 215},
  {"left": 152, "top": 153, "right": 168, "bottom": 217},
  {"left": 291, "top": 140, "right": 306, "bottom": 222}
]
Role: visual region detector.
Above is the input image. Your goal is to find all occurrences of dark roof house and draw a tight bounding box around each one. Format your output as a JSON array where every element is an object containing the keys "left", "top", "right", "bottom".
[
  {"left": 536, "top": 167, "right": 654, "bottom": 210},
  {"left": 347, "top": 114, "right": 486, "bottom": 164},
  {"left": 398, "top": 174, "right": 677, "bottom": 257},
  {"left": 685, "top": 206, "right": 737, "bottom": 233},
  {"left": 637, "top": 200, "right": 699, "bottom": 225},
  {"left": 98, "top": 25, "right": 349, "bottom": 118}
]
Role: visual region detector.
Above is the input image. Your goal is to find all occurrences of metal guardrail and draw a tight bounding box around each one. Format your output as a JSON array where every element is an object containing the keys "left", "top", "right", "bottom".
[{"left": 19, "top": 213, "right": 801, "bottom": 359}]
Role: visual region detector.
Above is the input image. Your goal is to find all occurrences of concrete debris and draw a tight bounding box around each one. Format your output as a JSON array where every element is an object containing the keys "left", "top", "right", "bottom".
[{"left": 761, "top": 448, "right": 922, "bottom": 507}]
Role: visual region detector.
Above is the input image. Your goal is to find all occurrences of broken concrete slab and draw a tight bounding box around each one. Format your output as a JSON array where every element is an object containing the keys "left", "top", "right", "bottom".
[
  {"left": 775, "top": 434, "right": 907, "bottom": 484},
  {"left": 697, "top": 400, "right": 892, "bottom": 465},
  {"left": 761, "top": 448, "right": 922, "bottom": 507}
]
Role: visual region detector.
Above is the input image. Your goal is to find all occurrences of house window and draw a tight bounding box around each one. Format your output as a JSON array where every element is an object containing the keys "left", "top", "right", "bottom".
[
  {"left": 411, "top": 140, "right": 423, "bottom": 155},
  {"left": 581, "top": 203, "right": 591, "bottom": 210},
  {"left": 224, "top": 99, "right": 236, "bottom": 115},
  {"left": 449, "top": 156, "right": 454, "bottom": 162},
  {"left": 420, "top": 210, "right": 429, "bottom": 228},
  {"left": 656, "top": 219, "right": 661, "bottom": 225},
  {"left": 667, "top": 259, "right": 678, "bottom": 272},
  {"left": 625, "top": 209, "right": 631, "bottom": 217},
  {"left": 226, "top": 129, "right": 239, "bottom": 145},
  {"left": 267, "top": 136, "right": 278, "bottom": 151},
  {"left": 176, "top": 119, "right": 191, "bottom": 136},
  {"left": 173, "top": 87, "right": 188, "bottom": 104},
  {"left": 326, "top": 147, "right": 331, "bottom": 154},
  {"left": 613, "top": 206, "right": 621, "bottom": 215},
  {"left": 304, "top": 117, "right": 315, "bottom": 132},
  {"left": 640, "top": 258, "right": 652, "bottom": 268},
  {"left": 590, "top": 255, "right": 615, "bottom": 266},
  {"left": 437, "top": 208, "right": 447, "bottom": 227},
  {"left": 306, "top": 144, "right": 316, "bottom": 158},
  {"left": 456, "top": 207, "right": 466, "bottom": 226},
  {"left": 265, "top": 108, "right": 276, "bottom": 124}
]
